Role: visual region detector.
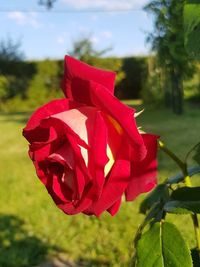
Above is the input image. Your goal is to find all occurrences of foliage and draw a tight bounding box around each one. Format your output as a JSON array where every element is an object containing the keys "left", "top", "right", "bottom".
[
  {"left": 184, "top": 0, "right": 200, "bottom": 59},
  {"left": 0, "top": 38, "right": 24, "bottom": 62},
  {"left": 132, "top": 139, "right": 200, "bottom": 266},
  {"left": 140, "top": 56, "right": 163, "bottom": 105},
  {"left": 0, "top": 32, "right": 199, "bottom": 111},
  {"left": 0, "top": 38, "right": 36, "bottom": 102},
  {"left": 0, "top": 56, "right": 151, "bottom": 111},
  {"left": 0, "top": 76, "right": 8, "bottom": 101},
  {"left": 135, "top": 222, "right": 192, "bottom": 267},
  {"left": 145, "top": 0, "right": 194, "bottom": 114},
  {"left": 193, "top": 143, "right": 200, "bottom": 165},
  {"left": 0, "top": 59, "right": 62, "bottom": 111},
  {"left": 27, "top": 59, "right": 62, "bottom": 101},
  {"left": 134, "top": 2, "right": 200, "bottom": 251},
  {"left": 38, "top": 0, "right": 56, "bottom": 9},
  {"left": 69, "top": 37, "right": 112, "bottom": 63},
  {"left": 119, "top": 57, "right": 148, "bottom": 99}
]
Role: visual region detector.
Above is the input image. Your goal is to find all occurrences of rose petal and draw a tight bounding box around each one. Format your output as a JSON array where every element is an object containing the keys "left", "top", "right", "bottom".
[
  {"left": 52, "top": 107, "right": 94, "bottom": 145},
  {"left": 24, "top": 99, "right": 78, "bottom": 132},
  {"left": 90, "top": 82, "right": 147, "bottom": 160},
  {"left": 74, "top": 165, "right": 87, "bottom": 199},
  {"left": 58, "top": 195, "right": 92, "bottom": 215},
  {"left": 22, "top": 55, "right": 159, "bottom": 217},
  {"left": 51, "top": 173, "right": 70, "bottom": 203},
  {"left": 125, "top": 134, "right": 159, "bottom": 201},
  {"left": 61, "top": 55, "right": 116, "bottom": 98},
  {"left": 88, "top": 111, "right": 109, "bottom": 200},
  {"left": 23, "top": 99, "right": 80, "bottom": 147},
  {"left": 102, "top": 113, "right": 123, "bottom": 164},
  {"left": 31, "top": 159, "right": 48, "bottom": 185},
  {"left": 65, "top": 79, "right": 146, "bottom": 161},
  {"left": 27, "top": 126, "right": 57, "bottom": 150},
  {"left": 48, "top": 141, "right": 75, "bottom": 170},
  {"left": 107, "top": 197, "right": 122, "bottom": 216},
  {"left": 48, "top": 107, "right": 106, "bottom": 200},
  {"left": 85, "top": 159, "right": 130, "bottom": 217}
]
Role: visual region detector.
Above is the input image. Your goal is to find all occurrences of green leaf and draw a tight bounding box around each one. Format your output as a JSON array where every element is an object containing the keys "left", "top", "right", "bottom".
[
  {"left": 187, "top": 0, "right": 200, "bottom": 5},
  {"left": 140, "top": 184, "right": 169, "bottom": 214},
  {"left": 171, "top": 186, "right": 200, "bottom": 201},
  {"left": 167, "top": 166, "right": 200, "bottom": 184},
  {"left": 185, "top": 142, "right": 200, "bottom": 164},
  {"left": 164, "top": 200, "right": 200, "bottom": 214},
  {"left": 193, "top": 143, "right": 200, "bottom": 165},
  {"left": 188, "top": 166, "right": 200, "bottom": 176},
  {"left": 165, "top": 186, "right": 200, "bottom": 214},
  {"left": 135, "top": 223, "right": 162, "bottom": 267},
  {"left": 135, "top": 222, "right": 192, "bottom": 267},
  {"left": 134, "top": 202, "right": 165, "bottom": 247},
  {"left": 167, "top": 172, "right": 184, "bottom": 184},
  {"left": 155, "top": 173, "right": 200, "bottom": 216},
  {"left": 145, "top": 202, "right": 165, "bottom": 225},
  {"left": 191, "top": 248, "right": 200, "bottom": 267},
  {"left": 162, "top": 223, "right": 192, "bottom": 267},
  {"left": 184, "top": 1, "right": 200, "bottom": 58}
]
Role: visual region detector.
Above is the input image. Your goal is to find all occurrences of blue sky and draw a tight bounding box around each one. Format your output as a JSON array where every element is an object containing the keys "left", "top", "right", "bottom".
[{"left": 0, "top": 0, "right": 153, "bottom": 60}]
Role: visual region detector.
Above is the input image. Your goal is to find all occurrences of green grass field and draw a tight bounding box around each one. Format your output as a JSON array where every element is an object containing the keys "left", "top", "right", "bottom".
[{"left": 0, "top": 102, "right": 200, "bottom": 267}]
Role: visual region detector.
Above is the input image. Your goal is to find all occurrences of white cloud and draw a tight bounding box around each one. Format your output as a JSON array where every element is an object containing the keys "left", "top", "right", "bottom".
[
  {"left": 90, "top": 36, "right": 99, "bottom": 44},
  {"left": 69, "top": 30, "right": 112, "bottom": 46},
  {"left": 78, "top": 26, "right": 89, "bottom": 33},
  {"left": 57, "top": 36, "right": 65, "bottom": 44},
  {"left": 61, "top": 0, "right": 148, "bottom": 10},
  {"left": 7, "top": 11, "right": 41, "bottom": 28},
  {"left": 49, "top": 23, "right": 56, "bottom": 29},
  {"left": 56, "top": 32, "right": 68, "bottom": 45},
  {"left": 90, "top": 15, "right": 98, "bottom": 21},
  {"left": 90, "top": 32, "right": 112, "bottom": 45},
  {"left": 101, "top": 31, "right": 112, "bottom": 39},
  {"left": 7, "top": 11, "right": 26, "bottom": 24}
]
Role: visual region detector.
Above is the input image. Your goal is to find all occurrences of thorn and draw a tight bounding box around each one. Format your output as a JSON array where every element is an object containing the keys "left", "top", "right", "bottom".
[{"left": 134, "top": 109, "right": 144, "bottom": 118}]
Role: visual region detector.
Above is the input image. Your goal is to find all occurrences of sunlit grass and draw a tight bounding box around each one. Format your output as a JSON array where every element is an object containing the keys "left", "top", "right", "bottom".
[{"left": 0, "top": 104, "right": 200, "bottom": 266}]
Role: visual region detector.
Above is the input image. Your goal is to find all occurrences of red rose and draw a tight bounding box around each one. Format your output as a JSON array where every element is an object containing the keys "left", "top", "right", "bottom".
[{"left": 23, "top": 56, "right": 158, "bottom": 216}]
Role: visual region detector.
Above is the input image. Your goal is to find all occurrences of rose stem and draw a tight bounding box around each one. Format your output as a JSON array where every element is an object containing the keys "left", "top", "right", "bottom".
[{"left": 159, "top": 140, "right": 200, "bottom": 253}]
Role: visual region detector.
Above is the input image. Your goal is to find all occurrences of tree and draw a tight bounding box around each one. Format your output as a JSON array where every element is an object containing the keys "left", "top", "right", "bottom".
[
  {"left": 69, "top": 36, "right": 111, "bottom": 64},
  {"left": 145, "top": 0, "right": 194, "bottom": 114},
  {"left": 0, "top": 38, "right": 36, "bottom": 101},
  {"left": 0, "top": 38, "right": 24, "bottom": 62},
  {"left": 38, "top": 0, "right": 56, "bottom": 9}
]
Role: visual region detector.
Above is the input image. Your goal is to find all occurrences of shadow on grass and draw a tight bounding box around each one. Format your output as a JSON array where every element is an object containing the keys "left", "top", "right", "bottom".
[
  {"left": 77, "top": 259, "right": 111, "bottom": 267},
  {"left": 53, "top": 256, "right": 111, "bottom": 267},
  {"left": 36, "top": 257, "right": 111, "bottom": 267},
  {"left": 0, "top": 214, "right": 110, "bottom": 267},
  {"left": 0, "top": 214, "right": 51, "bottom": 267}
]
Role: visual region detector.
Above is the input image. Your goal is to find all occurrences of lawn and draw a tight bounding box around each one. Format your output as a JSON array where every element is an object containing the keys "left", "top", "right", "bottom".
[{"left": 0, "top": 102, "right": 200, "bottom": 267}]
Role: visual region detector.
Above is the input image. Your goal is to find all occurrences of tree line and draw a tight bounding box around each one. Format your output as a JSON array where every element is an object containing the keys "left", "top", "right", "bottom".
[{"left": 0, "top": 0, "right": 199, "bottom": 113}]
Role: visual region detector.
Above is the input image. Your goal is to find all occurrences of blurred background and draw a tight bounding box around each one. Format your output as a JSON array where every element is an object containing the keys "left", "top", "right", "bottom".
[{"left": 0, "top": 1, "right": 199, "bottom": 266}]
